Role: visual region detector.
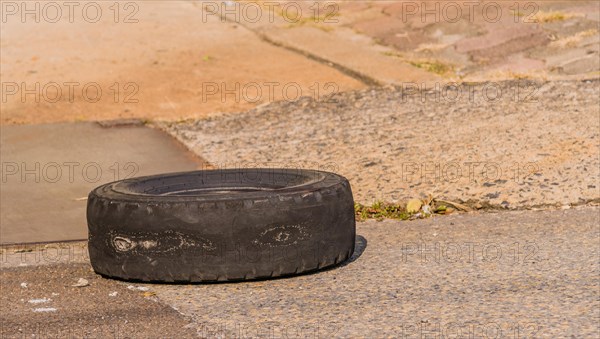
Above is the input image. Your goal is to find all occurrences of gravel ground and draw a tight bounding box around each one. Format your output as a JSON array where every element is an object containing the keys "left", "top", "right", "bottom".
[
  {"left": 163, "top": 79, "right": 600, "bottom": 209},
  {"left": 0, "top": 264, "right": 197, "bottom": 338}
]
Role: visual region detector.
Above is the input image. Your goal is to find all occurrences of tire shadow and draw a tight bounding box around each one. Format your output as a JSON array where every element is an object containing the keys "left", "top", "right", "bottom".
[{"left": 341, "top": 234, "right": 367, "bottom": 266}]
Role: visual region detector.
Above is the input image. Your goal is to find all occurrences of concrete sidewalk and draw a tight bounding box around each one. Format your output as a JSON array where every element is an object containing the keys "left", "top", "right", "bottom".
[
  {"left": 2, "top": 207, "right": 598, "bottom": 337},
  {"left": 0, "top": 121, "right": 206, "bottom": 244},
  {"left": 210, "top": 1, "right": 599, "bottom": 83}
]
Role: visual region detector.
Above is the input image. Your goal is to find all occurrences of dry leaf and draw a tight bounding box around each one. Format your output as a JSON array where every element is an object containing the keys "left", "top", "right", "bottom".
[{"left": 406, "top": 199, "right": 423, "bottom": 213}]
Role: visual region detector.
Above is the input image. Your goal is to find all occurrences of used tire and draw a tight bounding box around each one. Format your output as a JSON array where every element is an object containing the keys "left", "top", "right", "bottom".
[{"left": 87, "top": 168, "right": 356, "bottom": 282}]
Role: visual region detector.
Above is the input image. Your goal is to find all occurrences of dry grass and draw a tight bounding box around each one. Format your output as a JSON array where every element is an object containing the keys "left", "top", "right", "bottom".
[
  {"left": 532, "top": 11, "right": 577, "bottom": 23},
  {"left": 354, "top": 201, "right": 412, "bottom": 221},
  {"left": 409, "top": 59, "right": 454, "bottom": 75},
  {"left": 550, "top": 29, "right": 598, "bottom": 49},
  {"left": 354, "top": 198, "right": 459, "bottom": 222}
]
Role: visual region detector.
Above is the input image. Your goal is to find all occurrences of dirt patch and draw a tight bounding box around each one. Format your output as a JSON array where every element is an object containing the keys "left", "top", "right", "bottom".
[{"left": 0, "top": 2, "right": 363, "bottom": 125}]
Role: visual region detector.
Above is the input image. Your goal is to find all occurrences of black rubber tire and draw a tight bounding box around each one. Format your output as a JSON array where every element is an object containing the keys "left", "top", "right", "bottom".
[{"left": 87, "top": 168, "right": 356, "bottom": 282}]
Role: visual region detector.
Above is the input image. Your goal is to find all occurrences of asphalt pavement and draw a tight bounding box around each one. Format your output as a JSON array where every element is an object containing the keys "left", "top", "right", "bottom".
[{"left": 2, "top": 207, "right": 598, "bottom": 338}]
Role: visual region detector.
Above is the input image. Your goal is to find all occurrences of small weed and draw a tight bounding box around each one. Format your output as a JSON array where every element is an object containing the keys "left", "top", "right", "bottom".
[
  {"left": 409, "top": 60, "right": 453, "bottom": 75},
  {"left": 550, "top": 29, "right": 598, "bottom": 49},
  {"left": 501, "top": 71, "right": 532, "bottom": 80},
  {"left": 276, "top": 3, "right": 340, "bottom": 32},
  {"left": 355, "top": 197, "right": 464, "bottom": 222},
  {"left": 533, "top": 11, "right": 574, "bottom": 23},
  {"left": 381, "top": 51, "right": 404, "bottom": 58},
  {"left": 354, "top": 201, "right": 412, "bottom": 222}
]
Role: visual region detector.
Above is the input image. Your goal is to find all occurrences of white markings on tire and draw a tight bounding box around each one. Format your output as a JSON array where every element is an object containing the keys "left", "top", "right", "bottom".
[{"left": 113, "top": 236, "right": 135, "bottom": 252}]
